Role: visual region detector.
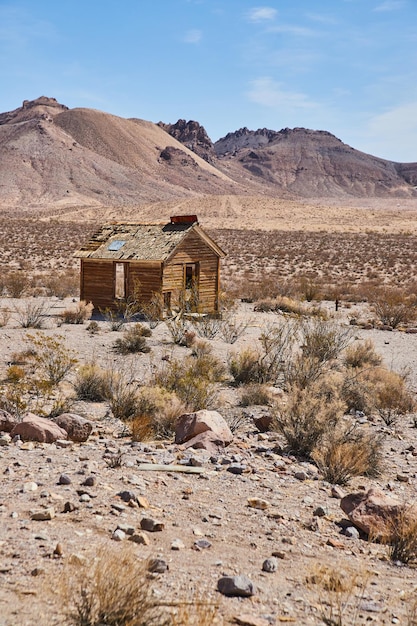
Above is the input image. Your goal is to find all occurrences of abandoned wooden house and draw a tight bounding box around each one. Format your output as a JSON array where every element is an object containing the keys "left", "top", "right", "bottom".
[{"left": 74, "top": 215, "right": 226, "bottom": 314}]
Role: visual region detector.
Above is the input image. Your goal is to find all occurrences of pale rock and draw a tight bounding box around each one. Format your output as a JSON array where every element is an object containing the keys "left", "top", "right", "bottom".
[
  {"left": 129, "top": 532, "right": 150, "bottom": 545},
  {"left": 175, "top": 410, "right": 233, "bottom": 447},
  {"left": 247, "top": 497, "right": 269, "bottom": 510},
  {"left": 171, "top": 538, "right": 185, "bottom": 550},
  {"left": 30, "top": 507, "right": 55, "bottom": 521},
  {"left": 22, "top": 482, "right": 38, "bottom": 493},
  {"left": 262, "top": 557, "right": 279, "bottom": 573},
  {"left": 112, "top": 529, "right": 126, "bottom": 541}
]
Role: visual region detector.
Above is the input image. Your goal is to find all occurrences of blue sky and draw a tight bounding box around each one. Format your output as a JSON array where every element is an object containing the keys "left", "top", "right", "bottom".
[{"left": 1, "top": 0, "right": 416, "bottom": 162}]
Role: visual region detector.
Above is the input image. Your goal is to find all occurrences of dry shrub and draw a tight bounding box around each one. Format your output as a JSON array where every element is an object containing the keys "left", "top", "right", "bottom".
[
  {"left": 60, "top": 546, "right": 169, "bottom": 626},
  {"left": 103, "top": 365, "right": 140, "bottom": 421},
  {"left": 13, "top": 299, "right": 50, "bottom": 328},
  {"left": 219, "top": 314, "right": 249, "bottom": 343},
  {"left": 4, "top": 271, "right": 29, "bottom": 298},
  {"left": 0, "top": 306, "right": 10, "bottom": 327},
  {"left": 300, "top": 318, "right": 352, "bottom": 364},
  {"left": 370, "top": 287, "right": 416, "bottom": 328},
  {"left": 273, "top": 382, "right": 346, "bottom": 457},
  {"left": 153, "top": 352, "right": 223, "bottom": 411},
  {"left": 372, "top": 368, "right": 415, "bottom": 425},
  {"left": 383, "top": 507, "right": 417, "bottom": 565},
  {"left": 113, "top": 323, "right": 152, "bottom": 354},
  {"left": 230, "top": 321, "right": 298, "bottom": 386},
  {"left": 130, "top": 386, "right": 186, "bottom": 440},
  {"left": 313, "top": 423, "right": 383, "bottom": 485},
  {"left": 229, "top": 348, "right": 264, "bottom": 385},
  {"left": 60, "top": 301, "right": 93, "bottom": 324},
  {"left": 73, "top": 364, "right": 110, "bottom": 402},
  {"left": 239, "top": 383, "right": 273, "bottom": 407},
  {"left": 165, "top": 315, "right": 189, "bottom": 344},
  {"left": 307, "top": 563, "right": 369, "bottom": 626},
  {"left": 190, "top": 314, "right": 221, "bottom": 339},
  {"left": 343, "top": 338, "right": 382, "bottom": 369}
]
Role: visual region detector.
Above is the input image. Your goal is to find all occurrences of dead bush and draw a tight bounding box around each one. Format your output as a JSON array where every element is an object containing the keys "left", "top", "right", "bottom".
[
  {"left": 273, "top": 382, "right": 345, "bottom": 457},
  {"left": 113, "top": 323, "right": 152, "bottom": 355},
  {"left": 73, "top": 364, "right": 110, "bottom": 402},
  {"left": 103, "top": 366, "right": 140, "bottom": 421},
  {"left": 383, "top": 507, "right": 417, "bottom": 565},
  {"left": 313, "top": 422, "right": 383, "bottom": 485},
  {"left": 44, "top": 269, "right": 79, "bottom": 299},
  {"left": 13, "top": 299, "right": 50, "bottom": 328},
  {"left": 131, "top": 386, "right": 186, "bottom": 440},
  {"left": 300, "top": 318, "right": 352, "bottom": 364},
  {"left": 219, "top": 314, "right": 249, "bottom": 343},
  {"left": 165, "top": 314, "right": 189, "bottom": 345},
  {"left": 229, "top": 348, "right": 264, "bottom": 385},
  {"left": 5, "top": 271, "right": 29, "bottom": 298},
  {"left": 60, "top": 301, "right": 93, "bottom": 324},
  {"left": 373, "top": 368, "right": 416, "bottom": 425},
  {"left": 0, "top": 306, "right": 10, "bottom": 327},
  {"left": 370, "top": 287, "right": 416, "bottom": 328},
  {"left": 343, "top": 338, "right": 382, "bottom": 369},
  {"left": 153, "top": 354, "right": 221, "bottom": 411},
  {"left": 60, "top": 546, "right": 169, "bottom": 626},
  {"left": 239, "top": 383, "right": 273, "bottom": 407},
  {"left": 190, "top": 314, "right": 221, "bottom": 339}
]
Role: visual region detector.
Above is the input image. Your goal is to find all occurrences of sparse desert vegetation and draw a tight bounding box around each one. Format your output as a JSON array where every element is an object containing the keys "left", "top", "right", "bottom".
[{"left": 3, "top": 204, "right": 417, "bottom": 624}]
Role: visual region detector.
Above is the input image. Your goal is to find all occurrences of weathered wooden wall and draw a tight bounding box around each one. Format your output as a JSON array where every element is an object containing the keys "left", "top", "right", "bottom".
[
  {"left": 80, "top": 260, "right": 114, "bottom": 310},
  {"left": 128, "top": 262, "right": 163, "bottom": 302},
  {"left": 81, "top": 260, "right": 163, "bottom": 311},
  {"left": 163, "top": 231, "right": 220, "bottom": 312}
]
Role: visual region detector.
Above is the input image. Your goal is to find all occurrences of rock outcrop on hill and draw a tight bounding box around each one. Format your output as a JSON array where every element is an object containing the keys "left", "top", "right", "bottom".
[{"left": 158, "top": 119, "right": 216, "bottom": 164}]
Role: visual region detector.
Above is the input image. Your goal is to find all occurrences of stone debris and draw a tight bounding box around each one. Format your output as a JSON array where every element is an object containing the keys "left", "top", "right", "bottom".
[
  {"left": 175, "top": 410, "right": 233, "bottom": 447},
  {"left": 30, "top": 507, "right": 55, "bottom": 521},
  {"left": 262, "top": 557, "right": 279, "bottom": 573},
  {"left": 217, "top": 575, "right": 255, "bottom": 597},
  {"left": 140, "top": 518, "right": 164, "bottom": 532},
  {"left": 247, "top": 497, "right": 270, "bottom": 510}
]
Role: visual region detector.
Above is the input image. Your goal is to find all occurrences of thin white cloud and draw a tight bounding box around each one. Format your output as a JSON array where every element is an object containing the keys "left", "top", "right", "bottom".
[
  {"left": 183, "top": 29, "right": 202, "bottom": 44},
  {"left": 247, "top": 77, "right": 317, "bottom": 109},
  {"left": 267, "top": 24, "right": 316, "bottom": 37},
  {"left": 363, "top": 102, "right": 417, "bottom": 161},
  {"left": 246, "top": 7, "right": 278, "bottom": 23},
  {"left": 374, "top": 1, "right": 405, "bottom": 12}
]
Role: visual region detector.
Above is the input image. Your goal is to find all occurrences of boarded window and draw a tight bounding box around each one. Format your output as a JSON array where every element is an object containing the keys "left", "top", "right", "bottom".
[{"left": 115, "top": 263, "right": 126, "bottom": 299}]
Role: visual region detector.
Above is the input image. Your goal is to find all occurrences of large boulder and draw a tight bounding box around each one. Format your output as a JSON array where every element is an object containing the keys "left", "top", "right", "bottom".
[
  {"left": 10, "top": 413, "right": 68, "bottom": 443},
  {"left": 0, "top": 409, "right": 18, "bottom": 433},
  {"left": 340, "top": 488, "right": 404, "bottom": 537},
  {"left": 54, "top": 413, "right": 93, "bottom": 442},
  {"left": 175, "top": 410, "right": 233, "bottom": 447}
]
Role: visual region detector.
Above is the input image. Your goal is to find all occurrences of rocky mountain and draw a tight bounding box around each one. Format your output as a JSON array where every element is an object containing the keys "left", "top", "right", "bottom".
[
  {"left": 212, "top": 126, "right": 417, "bottom": 198},
  {"left": 157, "top": 119, "right": 216, "bottom": 164},
  {"left": 0, "top": 96, "right": 417, "bottom": 212}
]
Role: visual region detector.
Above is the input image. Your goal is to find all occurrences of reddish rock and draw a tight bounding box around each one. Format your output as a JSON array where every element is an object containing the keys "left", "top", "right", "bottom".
[
  {"left": 253, "top": 413, "right": 273, "bottom": 432},
  {"left": 340, "top": 488, "right": 404, "bottom": 537},
  {"left": 54, "top": 413, "right": 93, "bottom": 442},
  {"left": 10, "top": 413, "right": 67, "bottom": 443},
  {"left": 175, "top": 410, "right": 233, "bottom": 446},
  {"left": 181, "top": 431, "right": 227, "bottom": 454},
  {"left": 0, "top": 409, "right": 18, "bottom": 433}
]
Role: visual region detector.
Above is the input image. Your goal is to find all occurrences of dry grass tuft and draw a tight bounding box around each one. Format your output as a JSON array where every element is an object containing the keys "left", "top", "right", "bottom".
[
  {"left": 343, "top": 338, "right": 383, "bottom": 369},
  {"left": 60, "top": 300, "right": 93, "bottom": 324},
  {"left": 60, "top": 546, "right": 169, "bottom": 626},
  {"left": 131, "top": 386, "right": 186, "bottom": 440},
  {"left": 384, "top": 507, "right": 417, "bottom": 565},
  {"left": 313, "top": 423, "right": 383, "bottom": 485}
]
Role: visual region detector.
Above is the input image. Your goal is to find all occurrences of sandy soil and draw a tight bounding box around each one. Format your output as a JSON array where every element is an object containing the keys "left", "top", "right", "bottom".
[{"left": 1, "top": 298, "right": 417, "bottom": 625}]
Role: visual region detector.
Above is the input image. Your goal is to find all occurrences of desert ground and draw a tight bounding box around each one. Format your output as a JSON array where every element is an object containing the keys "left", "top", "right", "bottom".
[{"left": 2, "top": 198, "right": 417, "bottom": 626}]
